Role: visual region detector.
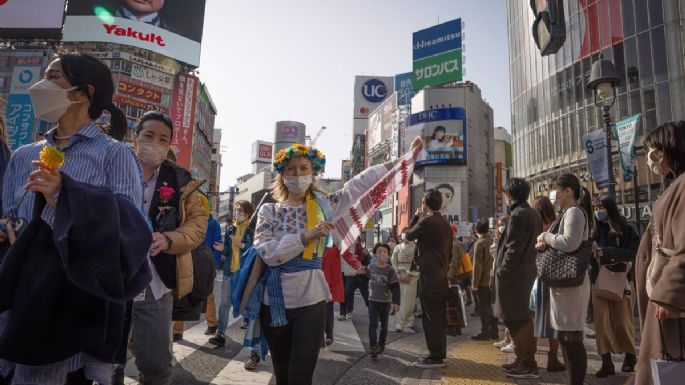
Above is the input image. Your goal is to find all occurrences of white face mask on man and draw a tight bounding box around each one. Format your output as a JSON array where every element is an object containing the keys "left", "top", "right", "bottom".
[
  {"left": 284, "top": 175, "right": 313, "bottom": 194},
  {"left": 549, "top": 190, "right": 557, "bottom": 205},
  {"left": 28, "top": 79, "right": 82, "bottom": 123},
  {"left": 137, "top": 142, "right": 169, "bottom": 167}
]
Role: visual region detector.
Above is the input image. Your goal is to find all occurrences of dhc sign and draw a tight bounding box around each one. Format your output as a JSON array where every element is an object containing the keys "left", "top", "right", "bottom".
[{"left": 362, "top": 79, "right": 388, "bottom": 103}]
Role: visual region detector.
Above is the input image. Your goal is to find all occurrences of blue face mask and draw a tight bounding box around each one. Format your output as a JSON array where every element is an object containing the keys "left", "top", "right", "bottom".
[{"left": 594, "top": 209, "right": 609, "bottom": 222}]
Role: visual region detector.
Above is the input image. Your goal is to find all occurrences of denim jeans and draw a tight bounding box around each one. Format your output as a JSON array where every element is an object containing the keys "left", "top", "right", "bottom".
[
  {"left": 368, "top": 301, "right": 391, "bottom": 348},
  {"left": 217, "top": 273, "right": 232, "bottom": 335}
]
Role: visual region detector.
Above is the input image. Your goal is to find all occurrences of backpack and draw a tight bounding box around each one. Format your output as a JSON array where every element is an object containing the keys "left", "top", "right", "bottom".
[{"left": 172, "top": 243, "right": 217, "bottom": 321}]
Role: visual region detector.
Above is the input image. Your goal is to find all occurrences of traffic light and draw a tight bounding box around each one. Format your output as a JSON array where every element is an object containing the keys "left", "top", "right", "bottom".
[{"left": 530, "top": 0, "right": 566, "bottom": 56}]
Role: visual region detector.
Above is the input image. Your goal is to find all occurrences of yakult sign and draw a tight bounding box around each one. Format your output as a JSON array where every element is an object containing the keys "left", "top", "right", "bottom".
[{"left": 353, "top": 76, "right": 394, "bottom": 119}]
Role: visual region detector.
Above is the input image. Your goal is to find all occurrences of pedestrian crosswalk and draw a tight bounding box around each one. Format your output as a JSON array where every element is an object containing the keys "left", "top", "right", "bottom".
[{"left": 123, "top": 307, "right": 366, "bottom": 385}]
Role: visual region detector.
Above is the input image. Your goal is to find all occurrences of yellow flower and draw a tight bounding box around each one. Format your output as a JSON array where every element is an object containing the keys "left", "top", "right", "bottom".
[
  {"left": 316, "top": 150, "right": 324, "bottom": 159},
  {"left": 39, "top": 146, "right": 65, "bottom": 170},
  {"left": 275, "top": 150, "right": 287, "bottom": 163}
]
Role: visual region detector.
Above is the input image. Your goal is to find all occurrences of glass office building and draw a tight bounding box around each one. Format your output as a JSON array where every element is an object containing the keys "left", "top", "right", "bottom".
[{"left": 506, "top": 0, "right": 685, "bottom": 227}]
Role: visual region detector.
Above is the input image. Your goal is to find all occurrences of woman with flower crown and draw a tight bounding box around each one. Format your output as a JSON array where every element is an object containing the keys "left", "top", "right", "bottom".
[{"left": 242, "top": 138, "right": 423, "bottom": 385}]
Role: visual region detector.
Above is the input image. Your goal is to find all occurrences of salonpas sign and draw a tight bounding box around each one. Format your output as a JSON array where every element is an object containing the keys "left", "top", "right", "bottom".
[{"left": 614, "top": 113, "right": 641, "bottom": 182}]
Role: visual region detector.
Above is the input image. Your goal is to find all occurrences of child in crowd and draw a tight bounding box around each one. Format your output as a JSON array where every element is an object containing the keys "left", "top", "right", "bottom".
[{"left": 367, "top": 243, "right": 401, "bottom": 359}]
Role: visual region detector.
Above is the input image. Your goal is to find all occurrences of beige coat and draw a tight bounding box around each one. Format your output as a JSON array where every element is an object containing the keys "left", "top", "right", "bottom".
[
  {"left": 634, "top": 174, "right": 685, "bottom": 385},
  {"left": 162, "top": 178, "right": 207, "bottom": 299}
]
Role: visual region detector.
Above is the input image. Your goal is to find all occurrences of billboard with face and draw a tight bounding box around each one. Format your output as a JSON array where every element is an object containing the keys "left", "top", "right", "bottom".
[
  {"left": 63, "top": 0, "right": 207, "bottom": 66},
  {"left": 406, "top": 107, "right": 467, "bottom": 166},
  {"left": 426, "top": 181, "right": 462, "bottom": 225},
  {"left": 0, "top": 0, "right": 67, "bottom": 39}
]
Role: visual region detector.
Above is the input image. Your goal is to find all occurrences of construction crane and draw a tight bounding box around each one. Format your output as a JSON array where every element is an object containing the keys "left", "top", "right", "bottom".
[{"left": 305, "top": 126, "right": 327, "bottom": 147}]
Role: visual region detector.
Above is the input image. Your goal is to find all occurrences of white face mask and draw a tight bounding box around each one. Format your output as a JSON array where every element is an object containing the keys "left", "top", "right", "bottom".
[
  {"left": 235, "top": 213, "right": 246, "bottom": 223},
  {"left": 498, "top": 226, "right": 506, "bottom": 234},
  {"left": 136, "top": 142, "right": 169, "bottom": 167},
  {"left": 549, "top": 190, "right": 557, "bottom": 205},
  {"left": 647, "top": 148, "right": 664, "bottom": 175},
  {"left": 29, "top": 79, "right": 81, "bottom": 123},
  {"left": 284, "top": 175, "right": 312, "bottom": 194}
]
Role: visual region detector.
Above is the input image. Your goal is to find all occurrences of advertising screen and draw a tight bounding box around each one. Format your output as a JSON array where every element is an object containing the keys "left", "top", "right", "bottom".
[
  {"left": 426, "top": 181, "right": 462, "bottom": 225},
  {"left": 406, "top": 107, "right": 467, "bottom": 166},
  {"left": 0, "top": 0, "right": 67, "bottom": 39},
  {"left": 63, "top": 0, "right": 207, "bottom": 66},
  {"left": 367, "top": 93, "right": 397, "bottom": 151},
  {"left": 412, "top": 18, "right": 463, "bottom": 90}
]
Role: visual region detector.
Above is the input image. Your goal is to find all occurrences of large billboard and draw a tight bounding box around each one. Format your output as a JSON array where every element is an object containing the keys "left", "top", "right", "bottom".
[
  {"left": 367, "top": 93, "right": 397, "bottom": 151},
  {"left": 170, "top": 73, "right": 198, "bottom": 169},
  {"left": 412, "top": 18, "right": 463, "bottom": 90},
  {"left": 426, "top": 181, "right": 462, "bottom": 225},
  {"left": 0, "top": 0, "right": 67, "bottom": 39},
  {"left": 5, "top": 56, "right": 44, "bottom": 150},
  {"left": 406, "top": 107, "right": 466, "bottom": 166},
  {"left": 63, "top": 0, "right": 207, "bottom": 66},
  {"left": 353, "top": 76, "right": 394, "bottom": 119},
  {"left": 274, "top": 121, "right": 306, "bottom": 155}
]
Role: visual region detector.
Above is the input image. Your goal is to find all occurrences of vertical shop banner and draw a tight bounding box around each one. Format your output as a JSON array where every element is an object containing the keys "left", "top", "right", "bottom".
[
  {"left": 412, "top": 18, "right": 463, "bottom": 90},
  {"left": 171, "top": 73, "right": 198, "bottom": 169},
  {"left": 614, "top": 113, "right": 641, "bottom": 182},
  {"left": 583, "top": 129, "right": 610, "bottom": 189},
  {"left": 394, "top": 72, "right": 415, "bottom": 108},
  {"left": 6, "top": 62, "right": 42, "bottom": 150}
]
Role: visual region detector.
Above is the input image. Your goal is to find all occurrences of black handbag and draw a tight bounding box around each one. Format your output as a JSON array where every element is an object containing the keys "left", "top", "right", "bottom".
[{"left": 536, "top": 208, "right": 592, "bottom": 287}]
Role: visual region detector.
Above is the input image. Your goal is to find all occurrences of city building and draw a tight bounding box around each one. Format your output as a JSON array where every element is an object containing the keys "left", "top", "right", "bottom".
[
  {"left": 408, "top": 82, "right": 495, "bottom": 228},
  {"left": 506, "top": 0, "right": 684, "bottom": 228},
  {"left": 190, "top": 81, "right": 217, "bottom": 189},
  {"left": 494, "top": 126, "right": 512, "bottom": 216},
  {"left": 210, "top": 129, "right": 222, "bottom": 217}
]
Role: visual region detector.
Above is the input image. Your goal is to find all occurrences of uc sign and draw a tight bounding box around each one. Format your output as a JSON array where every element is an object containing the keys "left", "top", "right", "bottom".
[{"left": 362, "top": 79, "right": 387, "bottom": 103}]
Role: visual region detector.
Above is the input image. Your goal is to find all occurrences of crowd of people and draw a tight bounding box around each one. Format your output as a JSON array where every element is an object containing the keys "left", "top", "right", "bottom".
[{"left": 0, "top": 52, "right": 682, "bottom": 385}]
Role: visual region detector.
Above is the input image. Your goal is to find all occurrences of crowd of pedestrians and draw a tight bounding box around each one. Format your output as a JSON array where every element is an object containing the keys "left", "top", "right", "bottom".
[{"left": 0, "top": 51, "right": 683, "bottom": 385}]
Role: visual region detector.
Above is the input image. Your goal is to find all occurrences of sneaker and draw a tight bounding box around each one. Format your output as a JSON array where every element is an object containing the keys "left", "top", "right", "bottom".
[
  {"left": 470, "top": 333, "right": 492, "bottom": 341},
  {"left": 504, "top": 364, "right": 539, "bottom": 379},
  {"left": 402, "top": 327, "right": 416, "bottom": 334},
  {"left": 346, "top": 313, "right": 353, "bottom": 320},
  {"left": 370, "top": 346, "right": 379, "bottom": 359},
  {"left": 240, "top": 319, "right": 249, "bottom": 329},
  {"left": 338, "top": 315, "right": 348, "bottom": 321},
  {"left": 208, "top": 334, "right": 226, "bottom": 347},
  {"left": 393, "top": 324, "right": 403, "bottom": 332},
  {"left": 501, "top": 360, "right": 520, "bottom": 370},
  {"left": 584, "top": 326, "right": 596, "bottom": 339},
  {"left": 244, "top": 351, "right": 260, "bottom": 371},
  {"left": 204, "top": 326, "right": 217, "bottom": 335},
  {"left": 412, "top": 358, "right": 445, "bottom": 368},
  {"left": 378, "top": 345, "right": 385, "bottom": 354},
  {"left": 500, "top": 342, "right": 515, "bottom": 353},
  {"left": 172, "top": 333, "right": 183, "bottom": 342},
  {"left": 493, "top": 339, "right": 509, "bottom": 348}
]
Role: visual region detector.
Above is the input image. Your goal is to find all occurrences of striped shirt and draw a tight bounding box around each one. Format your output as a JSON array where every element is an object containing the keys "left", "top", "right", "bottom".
[{"left": 0, "top": 122, "right": 143, "bottom": 384}]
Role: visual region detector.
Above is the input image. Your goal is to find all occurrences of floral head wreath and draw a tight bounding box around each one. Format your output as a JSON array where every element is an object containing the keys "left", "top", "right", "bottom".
[{"left": 273, "top": 144, "right": 326, "bottom": 174}]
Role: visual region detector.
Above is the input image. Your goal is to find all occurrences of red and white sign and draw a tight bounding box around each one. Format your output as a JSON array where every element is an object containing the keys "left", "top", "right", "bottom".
[
  {"left": 251, "top": 141, "right": 273, "bottom": 163},
  {"left": 63, "top": 16, "right": 202, "bottom": 66},
  {"left": 170, "top": 73, "right": 198, "bottom": 169}
]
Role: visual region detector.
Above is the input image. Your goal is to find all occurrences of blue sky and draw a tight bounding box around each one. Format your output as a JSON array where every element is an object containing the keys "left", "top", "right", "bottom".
[{"left": 198, "top": 0, "right": 510, "bottom": 190}]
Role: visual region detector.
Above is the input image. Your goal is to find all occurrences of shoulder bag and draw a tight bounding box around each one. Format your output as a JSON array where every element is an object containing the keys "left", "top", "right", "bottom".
[
  {"left": 593, "top": 261, "right": 631, "bottom": 301},
  {"left": 536, "top": 208, "right": 592, "bottom": 287}
]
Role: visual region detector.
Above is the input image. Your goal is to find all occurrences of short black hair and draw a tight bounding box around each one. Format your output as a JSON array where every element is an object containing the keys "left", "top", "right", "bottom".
[
  {"left": 436, "top": 183, "right": 454, "bottom": 196},
  {"left": 373, "top": 243, "right": 391, "bottom": 255},
  {"left": 503, "top": 178, "right": 531, "bottom": 203},
  {"left": 423, "top": 189, "right": 443, "bottom": 211},
  {"left": 136, "top": 111, "right": 174, "bottom": 140},
  {"left": 475, "top": 218, "right": 489, "bottom": 234}
]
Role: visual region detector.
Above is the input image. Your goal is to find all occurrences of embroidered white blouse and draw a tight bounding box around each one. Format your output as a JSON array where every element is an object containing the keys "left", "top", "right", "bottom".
[{"left": 254, "top": 161, "right": 395, "bottom": 309}]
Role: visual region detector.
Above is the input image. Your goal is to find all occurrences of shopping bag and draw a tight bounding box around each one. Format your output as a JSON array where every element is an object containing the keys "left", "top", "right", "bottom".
[{"left": 651, "top": 319, "right": 685, "bottom": 385}]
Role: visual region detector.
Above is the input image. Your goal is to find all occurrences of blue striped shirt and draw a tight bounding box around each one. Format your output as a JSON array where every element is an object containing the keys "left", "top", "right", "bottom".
[
  {"left": 2, "top": 123, "right": 143, "bottom": 223},
  {"left": 0, "top": 123, "right": 144, "bottom": 383}
]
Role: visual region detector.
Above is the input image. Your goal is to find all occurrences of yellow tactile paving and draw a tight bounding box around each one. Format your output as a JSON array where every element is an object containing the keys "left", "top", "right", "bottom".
[{"left": 443, "top": 340, "right": 516, "bottom": 385}]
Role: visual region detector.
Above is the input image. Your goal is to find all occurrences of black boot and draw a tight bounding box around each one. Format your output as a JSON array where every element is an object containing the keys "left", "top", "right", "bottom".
[
  {"left": 595, "top": 353, "right": 615, "bottom": 378},
  {"left": 622, "top": 353, "right": 637, "bottom": 373}
]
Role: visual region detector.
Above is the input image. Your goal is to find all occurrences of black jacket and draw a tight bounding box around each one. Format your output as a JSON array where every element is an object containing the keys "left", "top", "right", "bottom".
[
  {"left": 0, "top": 174, "right": 152, "bottom": 365},
  {"left": 591, "top": 221, "right": 640, "bottom": 284},
  {"left": 405, "top": 212, "right": 453, "bottom": 279}
]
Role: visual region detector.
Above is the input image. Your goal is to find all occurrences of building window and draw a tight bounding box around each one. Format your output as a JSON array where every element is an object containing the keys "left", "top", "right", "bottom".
[
  {"left": 656, "top": 82, "right": 672, "bottom": 123},
  {"left": 649, "top": 0, "right": 664, "bottom": 27},
  {"left": 651, "top": 26, "right": 668, "bottom": 83},
  {"left": 634, "top": 0, "right": 649, "bottom": 33},
  {"left": 621, "top": 0, "right": 635, "bottom": 37},
  {"left": 637, "top": 31, "right": 653, "bottom": 86}
]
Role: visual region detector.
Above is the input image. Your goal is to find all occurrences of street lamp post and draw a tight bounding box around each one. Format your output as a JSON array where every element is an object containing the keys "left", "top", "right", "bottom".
[{"left": 587, "top": 58, "right": 621, "bottom": 201}]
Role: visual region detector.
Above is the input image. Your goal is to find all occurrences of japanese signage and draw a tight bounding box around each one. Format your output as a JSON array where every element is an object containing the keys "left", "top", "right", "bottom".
[
  {"left": 113, "top": 95, "right": 168, "bottom": 114},
  {"left": 412, "top": 18, "right": 463, "bottom": 90},
  {"left": 0, "top": 0, "right": 66, "bottom": 39},
  {"left": 353, "top": 76, "right": 394, "bottom": 119},
  {"left": 251, "top": 141, "right": 274, "bottom": 164},
  {"left": 131, "top": 63, "right": 174, "bottom": 89},
  {"left": 395, "top": 72, "right": 415, "bottom": 108},
  {"left": 614, "top": 113, "right": 641, "bottom": 182},
  {"left": 64, "top": 0, "right": 207, "bottom": 66},
  {"left": 170, "top": 73, "right": 198, "bottom": 168},
  {"left": 426, "top": 181, "right": 462, "bottom": 225},
  {"left": 583, "top": 129, "right": 611, "bottom": 189},
  {"left": 87, "top": 51, "right": 176, "bottom": 74},
  {"left": 406, "top": 108, "right": 467, "bottom": 166},
  {"left": 6, "top": 60, "right": 43, "bottom": 150},
  {"left": 367, "top": 93, "right": 397, "bottom": 151},
  {"left": 117, "top": 80, "right": 162, "bottom": 103}
]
